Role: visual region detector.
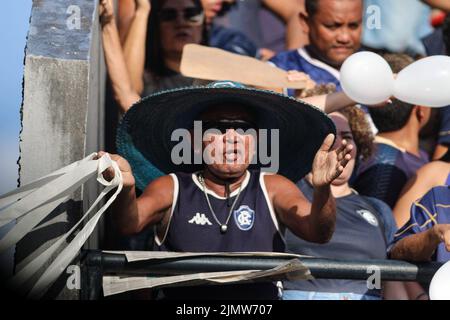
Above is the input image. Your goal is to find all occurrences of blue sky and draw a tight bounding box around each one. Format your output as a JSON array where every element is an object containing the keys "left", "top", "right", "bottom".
[{"left": 0, "top": 1, "right": 32, "bottom": 195}]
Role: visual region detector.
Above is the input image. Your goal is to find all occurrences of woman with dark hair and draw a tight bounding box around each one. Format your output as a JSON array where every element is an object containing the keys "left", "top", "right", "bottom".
[
  {"left": 282, "top": 106, "right": 403, "bottom": 300},
  {"left": 122, "top": 0, "right": 207, "bottom": 97}
]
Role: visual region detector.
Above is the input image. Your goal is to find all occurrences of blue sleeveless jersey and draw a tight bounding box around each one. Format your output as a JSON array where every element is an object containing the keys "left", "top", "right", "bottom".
[{"left": 155, "top": 170, "right": 285, "bottom": 300}]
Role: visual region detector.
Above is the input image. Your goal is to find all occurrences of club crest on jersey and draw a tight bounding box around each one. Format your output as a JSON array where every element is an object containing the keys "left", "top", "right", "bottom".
[
  {"left": 233, "top": 205, "right": 255, "bottom": 231},
  {"left": 357, "top": 209, "right": 379, "bottom": 227}
]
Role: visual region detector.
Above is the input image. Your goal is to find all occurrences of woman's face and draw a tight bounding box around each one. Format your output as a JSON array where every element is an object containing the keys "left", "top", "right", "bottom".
[
  {"left": 329, "top": 112, "right": 357, "bottom": 186},
  {"left": 159, "top": 0, "right": 204, "bottom": 56}
]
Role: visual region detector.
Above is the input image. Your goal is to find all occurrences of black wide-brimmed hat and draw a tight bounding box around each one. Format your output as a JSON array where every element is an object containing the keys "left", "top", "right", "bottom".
[{"left": 117, "top": 81, "right": 336, "bottom": 191}]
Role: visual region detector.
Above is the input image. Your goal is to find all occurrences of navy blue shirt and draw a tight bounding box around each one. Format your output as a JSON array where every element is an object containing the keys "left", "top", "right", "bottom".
[
  {"left": 393, "top": 174, "right": 450, "bottom": 263},
  {"left": 283, "top": 179, "right": 397, "bottom": 297},
  {"left": 354, "top": 138, "right": 429, "bottom": 208},
  {"left": 155, "top": 171, "right": 285, "bottom": 300},
  {"left": 269, "top": 46, "right": 342, "bottom": 97}
]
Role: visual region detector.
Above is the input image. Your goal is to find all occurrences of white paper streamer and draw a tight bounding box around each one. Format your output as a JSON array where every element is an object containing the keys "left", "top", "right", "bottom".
[
  {"left": 27, "top": 157, "right": 123, "bottom": 299},
  {"left": 0, "top": 153, "right": 96, "bottom": 210},
  {"left": 0, "top": 160, "right": 99, "bottom": 225},
  {"left": 0, "top": 153, "right": 123, "bottom": 299},
  {"left": 0, "top": 195, "right": 70, "bottom": 254}
]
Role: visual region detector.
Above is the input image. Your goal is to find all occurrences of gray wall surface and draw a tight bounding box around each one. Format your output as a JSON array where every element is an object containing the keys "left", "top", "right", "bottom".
[{"left": 17, "top": 0, "right": 105, "bottom": 299}]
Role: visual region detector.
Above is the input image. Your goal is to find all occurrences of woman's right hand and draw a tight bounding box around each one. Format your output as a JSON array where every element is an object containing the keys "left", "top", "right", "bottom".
[{"left": 97, "top": 151, "right": 136, "bottom": 189}]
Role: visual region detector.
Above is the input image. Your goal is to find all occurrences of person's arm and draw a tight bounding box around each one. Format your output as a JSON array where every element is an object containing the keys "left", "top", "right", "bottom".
[
  {"left": 389, "top": 224, "right": 450, "bottom": 261},
  {"left": 263, "top": 0, "right": 308, "bottom": 50},
  {"left": 266, "top": 174, "right": 336, "bottom": 243},
  {"left": 100, "top": 0, "right": 141, "bottom": 113},
  {"left": 393, "top": 162, "right": 448, "bottom": 228},
  {"left": 118, "top": 0, "right": 137, "bottom": 44},
  {"left": 421, "top": 0, "right": 450, "bottom": 12},
  {"left": 123, "top": 0, "right": 151, "bottom": 95},
  {"left": 98, "top": 151, "right": 173, "bottom": 235},
  {"left": 303, "top": 92, "right": 356, "bottom": 114},
  {"left": 285, "top": 71, "right": 356, "bottom": 113},
  {"left": 267, "top": 134, "right": 353, "bottom": 243}
]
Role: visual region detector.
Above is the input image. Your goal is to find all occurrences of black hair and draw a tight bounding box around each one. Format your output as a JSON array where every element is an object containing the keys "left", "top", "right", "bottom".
[
  {"left": 305, "top": 0, "right": 362, "bottom": 18},
  {"left": 369, "top": 53, "right": 416, "bottom": 133},
  {"left": 145, "top": 0, "right": 209, "bottom": 77},
  {"left": 305, "top": 0, "right": 320, "bottom": 18},
  {"left": 369, "top": 101, "right": 414, "bottom": 133}
]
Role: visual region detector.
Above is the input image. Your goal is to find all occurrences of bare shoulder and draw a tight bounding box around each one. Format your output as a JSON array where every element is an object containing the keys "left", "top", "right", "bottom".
[
  {"left": 137, "top": 174, "right": 175, "bottom": 223},
  {"left": 140, "top": 174, "right": 174, "bottom": 200},
  {"left": 263, "top": 173, "right": 304, "bottom": 198},
  {"left": 416, "top": 161, "right": 450, "bottom": 186}
]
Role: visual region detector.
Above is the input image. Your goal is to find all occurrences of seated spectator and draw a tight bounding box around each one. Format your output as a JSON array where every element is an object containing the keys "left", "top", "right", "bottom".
[
  {"left": 120, "top": 0, "right": 207, "bottom": 98},
  {"left": 283, "top": 106, "right": 401, "bottom": 300},
  {"left": 101, "top": 0, "right": 365, "bottom": 118},
  {"left": 394, "top": 161, "right": 450, "bottom": 228},
  {"left": 269, "top": 0, "right": 364, "bottom": 97},
  {"left": 390, "top": 164, "right": 450, "bottom": 263},
  {"left": 119, "top": 0, "right": 259, "bottom": 60},
  {"left": 353, "top": 54, "right": 431, "bottom": 208},
  {"left": 388, "top": 161, "right": 449, "bottom": 301}
]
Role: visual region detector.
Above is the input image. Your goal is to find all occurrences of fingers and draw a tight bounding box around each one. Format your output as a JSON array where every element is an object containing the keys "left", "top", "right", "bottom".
[
  {"left": 320, "top": 134, "right": 335, "bottom": 152},
  {"left": 332, "top": 140, "right": 353, "bottom": 179},
  {"left": 287, "top": 70, "right": 310, "bottom": 82},
  {"left": 338, "top": 149, "right": 353, "bottom": 171}
]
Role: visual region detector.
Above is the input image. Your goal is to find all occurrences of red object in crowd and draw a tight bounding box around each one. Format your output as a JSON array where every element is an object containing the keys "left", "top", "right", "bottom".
[{"left": 431, "top": 11, "right": 447, "bottom": 27}]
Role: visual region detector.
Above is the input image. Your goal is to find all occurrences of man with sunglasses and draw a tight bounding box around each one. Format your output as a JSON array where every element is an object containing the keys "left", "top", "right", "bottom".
[{"left": 101, "top": 81, "right": 353, "bottom": 300}]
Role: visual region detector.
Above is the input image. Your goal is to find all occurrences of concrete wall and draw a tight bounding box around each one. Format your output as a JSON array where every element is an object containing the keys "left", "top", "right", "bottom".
[{"left": 17, "top": 0, "right": 104, "bottom": 299}]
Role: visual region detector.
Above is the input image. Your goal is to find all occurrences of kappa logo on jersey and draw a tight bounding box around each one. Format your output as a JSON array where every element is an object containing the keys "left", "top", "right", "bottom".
[
  {"left": 357, "top": 210, "right": 379, "bottom": 227},
  {"left": 188, "top": 213, "right": 212, "bottom": 226},
  {"left": 233, "top": 205, "right": 255, "bottom": 231}
]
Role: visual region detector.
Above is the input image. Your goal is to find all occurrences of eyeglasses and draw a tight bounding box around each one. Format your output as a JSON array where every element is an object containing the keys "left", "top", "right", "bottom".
[
  {"left": 202, "top": 120, "right": 257, "bottom": 135},
  {"left": 159, "top": 7, "right": 204, "bottom": 25}
]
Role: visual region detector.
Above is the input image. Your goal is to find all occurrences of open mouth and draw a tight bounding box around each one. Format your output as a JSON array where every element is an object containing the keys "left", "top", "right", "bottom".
[{"left": 223, "top": 147, "right": 244, "bottom": 162}]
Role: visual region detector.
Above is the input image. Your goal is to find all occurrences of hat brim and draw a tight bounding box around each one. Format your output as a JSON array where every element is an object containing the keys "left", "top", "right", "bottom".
[{"left": 117, "top": 86, "right": 336, "bottom": 191}]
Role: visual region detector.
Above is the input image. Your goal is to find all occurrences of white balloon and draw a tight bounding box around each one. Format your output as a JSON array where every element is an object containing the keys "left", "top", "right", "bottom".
[
  {"left": 340, "top": 51, "right": 394, "bottom": 105},
  {"left": 429, "top": 260, "right": 450, "bottom": 300},
  {"left": 394, "top": 55, "right": 450, "bottom": 108}
]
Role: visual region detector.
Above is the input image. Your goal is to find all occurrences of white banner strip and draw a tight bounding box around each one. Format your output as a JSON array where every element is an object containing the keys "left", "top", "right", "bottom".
[
  {"left": 0, "top": 161, "right": 98, "bottom": 224},
  {"left": 5, "top": 154, "right": 122, "bottom": 300},
  {"left": 0, "top": 195, "right": 70, "bottom": 254},
  {"left": 27, "top": 158, "right": 123, "bottom": 299},
  {"left": 0, "top": 153, "right": 96, "bottom": 209}
]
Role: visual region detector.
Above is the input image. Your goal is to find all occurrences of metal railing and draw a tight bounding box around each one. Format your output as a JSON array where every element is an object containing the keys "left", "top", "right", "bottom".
[{"left": 80, "top": 250, "right": 443, "bottom": 300}]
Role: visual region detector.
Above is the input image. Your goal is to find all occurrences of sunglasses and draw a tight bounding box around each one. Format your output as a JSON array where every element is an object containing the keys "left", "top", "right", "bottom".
[
  {"left": 202, "top": 120, "right": 257, "bottom": 135},
  {"left": 159, "top": 7, "right": 204, "bottom": 25}
]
